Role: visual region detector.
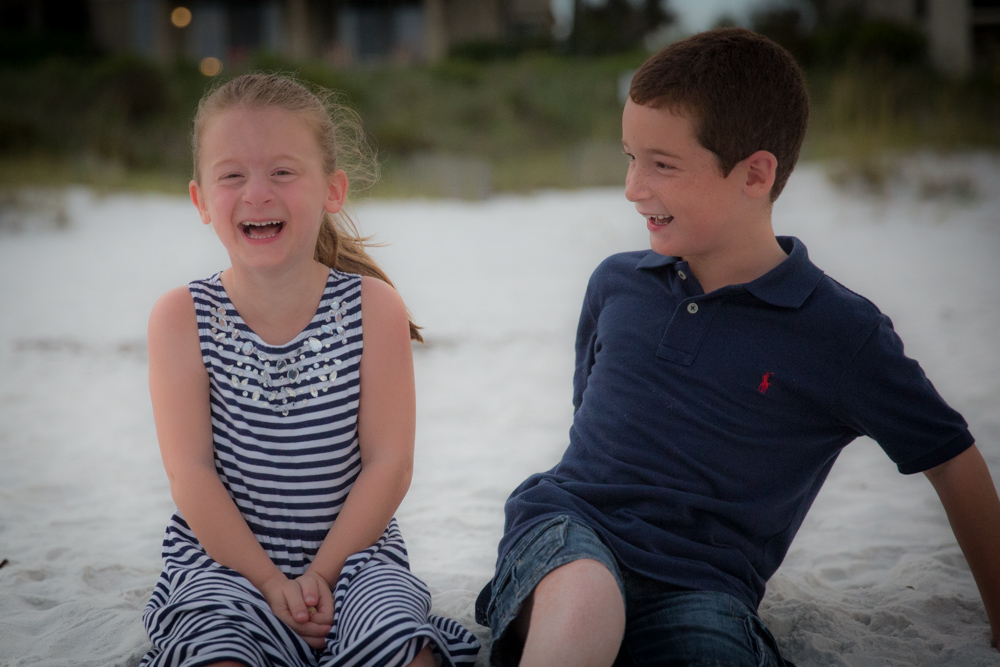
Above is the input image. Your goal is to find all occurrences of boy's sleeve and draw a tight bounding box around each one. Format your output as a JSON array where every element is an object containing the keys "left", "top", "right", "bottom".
[
  {"left": 572, "top": 271, "right": 601, "bottom": 413},
  {"left": 831, "top": 314, "right": 974, "bottom": 474}
]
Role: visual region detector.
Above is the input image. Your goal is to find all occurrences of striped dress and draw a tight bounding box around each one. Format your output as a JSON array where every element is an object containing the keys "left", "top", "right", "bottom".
[{"left": 142, "top": 269, "right": 479, "bottom": 667}]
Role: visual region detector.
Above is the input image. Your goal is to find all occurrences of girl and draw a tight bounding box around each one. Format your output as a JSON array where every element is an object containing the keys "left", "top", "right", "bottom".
[{"left": 141, "top": 73, "right": 479, "bottom": 667}]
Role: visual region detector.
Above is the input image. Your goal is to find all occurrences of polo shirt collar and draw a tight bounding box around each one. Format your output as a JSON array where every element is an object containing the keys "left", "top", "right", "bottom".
[{"left": 635, "top": 236, "right": 824, "bottom": 308}]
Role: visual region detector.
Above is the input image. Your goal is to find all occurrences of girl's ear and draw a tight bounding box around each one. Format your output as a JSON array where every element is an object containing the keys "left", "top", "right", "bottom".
[
  {"left": 742, "top": 150, "right": 777, "bottom": 200},
  {"left": 324, "top": 169, "right": 349, "bottom": 215},
  {"left": 190, "top": 180, "right": 212, "bottom": 225}
]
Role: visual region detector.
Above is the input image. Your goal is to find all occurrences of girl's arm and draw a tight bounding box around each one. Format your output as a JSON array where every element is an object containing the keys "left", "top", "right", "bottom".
[
  {"left": 148, "top": 287, "right": 331, "bottom": 646},
  {"left": 924, "top": 444, "right": 1000, "bottom": 648},
  {"left": 302, "top": 276, "right": 416, "bottom": 593}
]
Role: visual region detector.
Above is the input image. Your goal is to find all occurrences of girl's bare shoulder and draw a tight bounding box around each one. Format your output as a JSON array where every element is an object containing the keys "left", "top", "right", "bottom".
[
  {"left": 359, "top": 276, "right": 407, "bottom": 319},
  {"left": 148, "top": 286, "right": 199, "bottom": 351}
]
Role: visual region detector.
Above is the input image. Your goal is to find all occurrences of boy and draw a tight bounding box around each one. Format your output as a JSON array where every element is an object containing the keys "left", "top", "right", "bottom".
[{"left": 474, "top": 28, "right": 1000, "bottom": 667}]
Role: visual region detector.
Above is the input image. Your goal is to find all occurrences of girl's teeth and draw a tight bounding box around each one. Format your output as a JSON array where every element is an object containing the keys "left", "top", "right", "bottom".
[{"left": 240, "top": 221, "right": 284, "bottom": 238}]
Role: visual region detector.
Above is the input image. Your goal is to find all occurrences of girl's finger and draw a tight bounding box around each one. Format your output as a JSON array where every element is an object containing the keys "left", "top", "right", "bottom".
[
  {"left": 284, "top": 585, "right": 310, "bottom": 624},
  {"left": 304, "top": 635, "right": 326, "bottom": 650},
  {"left": 297, "top": 620, "right": 333, "bottom": 638},
  {"left": 299, "top": 576, "right": 319, "bottom": 607},
  {"left": 311, "top": 584, "right": 335, "bottom": 625}
]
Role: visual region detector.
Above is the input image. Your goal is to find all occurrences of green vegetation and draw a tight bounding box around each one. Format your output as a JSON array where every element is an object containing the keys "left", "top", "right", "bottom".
[{"left": 2, "top": 45, "right": 998, "bottom": 199}]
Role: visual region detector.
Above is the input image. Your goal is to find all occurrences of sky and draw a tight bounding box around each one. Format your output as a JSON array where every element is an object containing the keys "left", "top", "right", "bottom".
[{"left": 551, "top": 0, "right": 788, "bottom": 37}]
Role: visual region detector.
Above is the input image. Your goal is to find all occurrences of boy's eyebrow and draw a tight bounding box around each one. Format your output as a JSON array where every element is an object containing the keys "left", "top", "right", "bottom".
[
  {"left": 623, "top": 139, "right": 681, "bottom": 159},
  {"left": 640, "top": 147, "right": 685, "bottom": 160}
]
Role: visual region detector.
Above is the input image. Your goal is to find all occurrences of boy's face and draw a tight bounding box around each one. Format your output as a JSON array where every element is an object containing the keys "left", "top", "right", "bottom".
[{"left": 622, "top": 99, "right": 748, "bottom": 260}]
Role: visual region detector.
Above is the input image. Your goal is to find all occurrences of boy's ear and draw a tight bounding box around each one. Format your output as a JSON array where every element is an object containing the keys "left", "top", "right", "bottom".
[
  {"left": 324, "top": 169, "right": 349, "bottom": 215},
  {"left": 190, "top": 180, "right": 211, "bottom": 225},
  {"left": 742, "top": 150, "right": 777, "bottom": 199}
]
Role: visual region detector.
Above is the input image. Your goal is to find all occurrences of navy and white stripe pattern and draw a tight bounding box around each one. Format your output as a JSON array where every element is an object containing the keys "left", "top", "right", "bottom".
[{"left": 142, "top": 269, "right": 479, "bottom": 667}]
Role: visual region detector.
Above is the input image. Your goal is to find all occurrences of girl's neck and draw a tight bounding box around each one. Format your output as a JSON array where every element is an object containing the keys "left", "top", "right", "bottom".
[{"left": 220, "top": 260, "right": 331, "bottom": 346}]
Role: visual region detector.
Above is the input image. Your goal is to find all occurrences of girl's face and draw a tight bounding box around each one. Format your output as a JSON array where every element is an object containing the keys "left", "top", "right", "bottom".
[{"left": 190, "top": 106, "right": 347, "bottom": 274}]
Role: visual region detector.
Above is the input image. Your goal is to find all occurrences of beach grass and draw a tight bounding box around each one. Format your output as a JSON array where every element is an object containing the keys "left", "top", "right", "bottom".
[{"left": 2, "top": 53, "right": 998, "bottom": 198}]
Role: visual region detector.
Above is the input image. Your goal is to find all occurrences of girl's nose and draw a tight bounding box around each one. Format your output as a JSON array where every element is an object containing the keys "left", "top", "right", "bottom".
[{"left": 242, "top": 174, "right": 274, "bottom": 206}]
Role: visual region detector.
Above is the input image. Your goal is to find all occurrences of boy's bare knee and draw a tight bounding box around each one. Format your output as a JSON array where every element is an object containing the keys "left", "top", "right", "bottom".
[
  {"left": 518, "top": 560, "right": 625, "bottom": 667},
  {"left": 537, "top": 558, "right": 621, "bottom": 596},
  {"left": 531, "top": 558, "right": 625, "bottom": 627},
  {"left": 506, "top": 559, "right": 623, "bottom": 654}
]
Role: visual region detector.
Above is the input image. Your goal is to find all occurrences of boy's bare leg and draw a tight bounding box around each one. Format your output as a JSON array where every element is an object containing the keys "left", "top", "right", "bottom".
[{"left": 517, "top": 559, "right": 625, "bottom": 667}]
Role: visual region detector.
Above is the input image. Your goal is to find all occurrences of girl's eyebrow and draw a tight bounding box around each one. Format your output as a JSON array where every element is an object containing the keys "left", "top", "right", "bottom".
[{"left": 208, "top": 154, "right": 307, "bottom": 169}]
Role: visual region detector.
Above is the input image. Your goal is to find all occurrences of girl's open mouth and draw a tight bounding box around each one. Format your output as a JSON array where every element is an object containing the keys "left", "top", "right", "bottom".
[
  {"left": 240, "top": 221, "right": 285, "bottom": 239},
  {"left": 649, "top": 215, "right": 674, "bottom": 226}
]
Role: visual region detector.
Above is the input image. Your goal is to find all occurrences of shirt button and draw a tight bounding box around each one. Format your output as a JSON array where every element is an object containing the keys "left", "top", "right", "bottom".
[
  {"left": 687, "top": 302, "right": 699, "bottom": 314},
  {"left": 677, "top": 270, "right": 687, "bottom": 280}
]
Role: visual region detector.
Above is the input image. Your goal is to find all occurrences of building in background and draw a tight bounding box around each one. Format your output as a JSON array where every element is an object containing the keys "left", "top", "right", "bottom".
[
  {"left": 83, "top": 0, "right": 552, "bottom": 69},
  {"left": 830, "top": 0, "right": 1000, "bottom": 75},
  {"left": 5, "top": 0, "right": 997, "bottom": 77}
]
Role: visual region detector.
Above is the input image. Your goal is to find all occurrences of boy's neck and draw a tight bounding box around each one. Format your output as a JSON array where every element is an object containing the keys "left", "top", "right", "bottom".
[{"left": 683, "top": 224, "right": 788, "bottom": 295}]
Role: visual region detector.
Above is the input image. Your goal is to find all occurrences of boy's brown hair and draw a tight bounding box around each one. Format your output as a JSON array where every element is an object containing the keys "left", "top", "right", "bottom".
[{"left": 629, "top": 27, "right": 809, "bottom": 201}]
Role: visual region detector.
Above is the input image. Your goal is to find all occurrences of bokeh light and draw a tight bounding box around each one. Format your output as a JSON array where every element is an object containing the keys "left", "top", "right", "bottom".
[
  {"left": 171, "top": 6, "right": 192, "bottom": 28},
  {"left": 199, "top": 57, "right": 223, "bottom": 76}
]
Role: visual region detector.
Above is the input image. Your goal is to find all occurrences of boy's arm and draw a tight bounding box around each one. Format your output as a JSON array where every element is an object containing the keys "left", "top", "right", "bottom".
[
  {"left": 572, "top": 270, "right": 601, "bottom": 412},
  {"left": 923, "top": 444, "right": 1000, "bottom": 648}
]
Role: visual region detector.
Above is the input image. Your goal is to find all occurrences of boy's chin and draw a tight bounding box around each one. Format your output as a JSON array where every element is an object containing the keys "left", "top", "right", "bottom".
[{"left": 648, "top": 236, "right": 679, "bottom": 258}]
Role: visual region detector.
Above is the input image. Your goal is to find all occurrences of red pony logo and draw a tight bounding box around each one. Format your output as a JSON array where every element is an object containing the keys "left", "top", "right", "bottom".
[{"left": 758, "top": 372, "right": 775, "bottom": 394}]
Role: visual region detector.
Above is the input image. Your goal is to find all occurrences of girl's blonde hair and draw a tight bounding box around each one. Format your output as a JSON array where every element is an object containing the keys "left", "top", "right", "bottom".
[{"left": 191, "top": 72, "right": 422, "bottom": 342}]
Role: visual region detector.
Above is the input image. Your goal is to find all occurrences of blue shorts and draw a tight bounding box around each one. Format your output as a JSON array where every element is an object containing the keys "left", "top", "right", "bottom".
[{"left": 478, "top": 515, "right": 792, "bottom": 667}]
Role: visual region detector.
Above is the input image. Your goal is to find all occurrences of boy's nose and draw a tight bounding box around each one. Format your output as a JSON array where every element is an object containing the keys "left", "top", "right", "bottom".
[{"left": 624, "top": 167, "right": 647, "bottom": 202}]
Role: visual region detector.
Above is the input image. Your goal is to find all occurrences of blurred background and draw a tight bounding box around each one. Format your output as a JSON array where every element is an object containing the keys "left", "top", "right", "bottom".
[
  {"left": 1, "top": 9, "right": 999, "bottom": 663},
  {"left": 1, "top": 0, "right": 999, "bottom": 202}
]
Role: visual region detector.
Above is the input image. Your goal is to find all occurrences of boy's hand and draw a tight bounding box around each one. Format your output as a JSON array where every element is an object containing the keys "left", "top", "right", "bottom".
[{"left": 259, "top": 571, "right": 333, "bottom": 650}]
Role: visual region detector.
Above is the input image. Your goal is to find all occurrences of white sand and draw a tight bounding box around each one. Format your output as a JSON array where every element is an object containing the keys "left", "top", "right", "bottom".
[{"left": 1, "top": 155, "right": 998, "bottom": 666}]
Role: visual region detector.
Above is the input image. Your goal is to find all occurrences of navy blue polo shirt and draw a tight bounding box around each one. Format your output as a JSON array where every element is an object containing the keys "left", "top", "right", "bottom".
[{"left": 498, "top": 236, "right": 973, "bottom": 612}]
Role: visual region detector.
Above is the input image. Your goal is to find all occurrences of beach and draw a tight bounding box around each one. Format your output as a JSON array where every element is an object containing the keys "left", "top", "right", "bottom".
[{"left": 1, "top": 155, "right": 998, "bottom": 666}]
